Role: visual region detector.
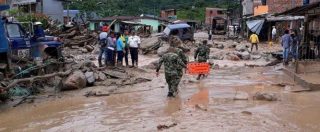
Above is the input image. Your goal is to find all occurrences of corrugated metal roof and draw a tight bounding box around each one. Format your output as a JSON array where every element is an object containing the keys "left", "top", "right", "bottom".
[
  {"left": 246, "top": 19, "right": 265, "bottom": 35},
  {"left": 90, "top": 15, "right": 169, "bottom": 22},
  {"left": 266, "top": 16, "right": 305, "bottom": 21}
]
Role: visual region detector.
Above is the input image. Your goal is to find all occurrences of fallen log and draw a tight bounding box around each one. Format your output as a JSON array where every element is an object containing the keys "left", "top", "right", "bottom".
[{"left": 3, "top": 70, "right": 72, "bottom": 90}]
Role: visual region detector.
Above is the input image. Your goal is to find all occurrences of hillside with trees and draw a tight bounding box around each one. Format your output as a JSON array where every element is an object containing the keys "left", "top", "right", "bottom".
[{"left": 68, "top": 0, "right": 241, "bottom": 21}]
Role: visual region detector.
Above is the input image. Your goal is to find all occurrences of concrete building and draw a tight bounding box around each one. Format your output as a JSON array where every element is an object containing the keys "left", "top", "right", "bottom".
[
  {"left": 89, "top": 16, "right": 169, "bottom": 33},
  {"left": 205, "top": 8, "right": 227, "bottom": 25},
  {"left": 7, "top": 0, "right": 65, "bottom": 22},
  {"left": 160, "top": 9, "right": 177, "bottom": 20},
  {"left": 243, "top": 0, "right": 254, "bottom": 16},
  {"left": 244, "top": 0, "right": 320, "bottom": 16}
]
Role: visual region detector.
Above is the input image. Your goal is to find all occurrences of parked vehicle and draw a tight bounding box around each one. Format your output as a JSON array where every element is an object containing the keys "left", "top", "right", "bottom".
[
  {"left": 161, "top": 23, "right": 194, "bottom": 41},
  {"left": 0, "top": 5, "right": 63, "bottom": 78},
  {"left": 6, "top": 22, "right": 63, "bottom": 59}
]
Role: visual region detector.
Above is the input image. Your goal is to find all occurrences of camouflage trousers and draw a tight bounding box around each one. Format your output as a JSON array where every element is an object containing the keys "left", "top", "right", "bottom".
[{"left": 165, "top": 73, "right": 182, "bottom": 94}]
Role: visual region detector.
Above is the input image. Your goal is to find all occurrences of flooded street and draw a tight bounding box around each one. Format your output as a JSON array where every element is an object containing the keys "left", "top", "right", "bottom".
[{"left": 0, "top": 66, "right": 320, "bottom": 132}]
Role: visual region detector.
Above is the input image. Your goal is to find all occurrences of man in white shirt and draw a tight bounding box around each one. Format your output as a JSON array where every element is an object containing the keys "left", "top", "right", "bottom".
[
  {"left": 128, "top": 31, "right": 141, "bottom": 67},
  {"left": 272, "top": 26, "right": 277, "bottom": 42}
]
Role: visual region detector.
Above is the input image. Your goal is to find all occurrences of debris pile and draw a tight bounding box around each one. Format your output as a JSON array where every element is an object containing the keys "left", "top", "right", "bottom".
[{"left": 60, "top": 27, "right": 98, "bottom": 53}]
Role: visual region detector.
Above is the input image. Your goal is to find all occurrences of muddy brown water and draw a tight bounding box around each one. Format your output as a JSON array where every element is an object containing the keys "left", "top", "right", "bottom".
[{"left": 0, "top": 66, "right": 319, "bottom": 132}]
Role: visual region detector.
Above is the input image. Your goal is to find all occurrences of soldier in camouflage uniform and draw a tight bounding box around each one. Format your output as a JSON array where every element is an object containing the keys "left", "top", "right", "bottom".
[
  {"left": 169, "top": 36, "right": 188, "bottom": 78},
  {"left": 156, "top": 47, "right": 187, "bottom": 97},
  {"left": 194, "top": 40, "right": 210, "bottom": 80}
]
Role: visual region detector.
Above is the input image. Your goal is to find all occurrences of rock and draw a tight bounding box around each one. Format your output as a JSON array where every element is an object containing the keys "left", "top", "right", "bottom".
[
  {"left": 251, "top": 54, "right": 262, "bottom": 60},
  {"left": 96, "top": 72, "right": 107, "bottom": 81},
  {"left": 84, "top": 45, "right": 94, "bottom": 52},
  {"left": 240, "top": 51, "right": 251, "bottom": 60},
  {"left": 62, "top": 71, "right": 87, "bottom": 90},
  {"left": 226, "top": 54, "right": 240, "bottom": 61},
  {"left": 234, "top": 92, "right": 249, "bottom": 100},
  {"left": 157, "top": 44, "right": 170, "bottom": 57},
  {"left": 141, "top": 37, "right": 160, "bottom": 50},
  {"left": 157, "top": 122, "right": 178, "bottom": 130},
  {"left": 80, "top": 48, "right": 88, "bottom": 53},
  {"left": 228, "top": 44, "right": 237, "bottom": 48},
  {"left": 84, "top": 90, "right": 110, "bottom": 97},
  {"left": 71, "top": 46, "right": 80, "bottom": 49},
  {"left": 241, "top": 111, "right": 252, "bottom": 115},
  {"left": 178, "top": 44, "right": 190, "bottom": 52},
  {"left": 253, "top": 92, "right": 278, "bottom": 101},
  {"left": 84, "top": 60, "right": 97, "bottom": 68},
  {"left": 235, "top": 44, "right": 248, "bottom": 52},
  {"left": 210, "top": 51, "right": 225, "bottom": 60},
  {"left": 217, "top": 44, "right": 224, "bottom": 49},
  {"left": 85, "top": 72, "right": 95, "bottom": 85}
]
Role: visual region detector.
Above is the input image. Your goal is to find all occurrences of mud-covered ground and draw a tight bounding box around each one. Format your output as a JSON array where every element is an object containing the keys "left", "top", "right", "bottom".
[
  {"left": 0, "top": 62, "right": 319, "bottom": 131},
  {"left": 0, "top": 33, "right": 319, "bottom": 131}
]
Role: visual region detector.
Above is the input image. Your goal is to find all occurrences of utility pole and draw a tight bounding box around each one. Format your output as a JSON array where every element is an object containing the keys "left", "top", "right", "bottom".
[{"left": 239, "top": 0, "right": 244, "bottom": 37}]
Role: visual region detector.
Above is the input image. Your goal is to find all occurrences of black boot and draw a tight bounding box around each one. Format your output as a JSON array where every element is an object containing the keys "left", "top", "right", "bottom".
[{"left": 167, "top": 92, "right": 174, "bottom": 97}]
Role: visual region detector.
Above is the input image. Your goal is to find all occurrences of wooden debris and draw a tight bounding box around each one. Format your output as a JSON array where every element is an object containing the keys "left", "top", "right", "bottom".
[
  {"left": 3, "top": 70, "right": 72, "bottom": 90},
  {"left": 157, "top": 123, "right": 178, "bottom": 130}
]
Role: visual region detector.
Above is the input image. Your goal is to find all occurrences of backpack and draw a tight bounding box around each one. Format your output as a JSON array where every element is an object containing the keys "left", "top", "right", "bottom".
[{"left": 99, "top": 38, "right": 107, "bottom": 47}]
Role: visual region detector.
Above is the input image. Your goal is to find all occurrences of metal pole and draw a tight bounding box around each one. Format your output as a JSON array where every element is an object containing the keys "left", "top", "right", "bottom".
[
  {"left": 67, "top": 2, "right": 70, "bottom": 23},
  {"left": 239, "top": 0, "right": 243, "bottom": 37},
  {"left": 29, "top": 3, "right": 31, "bottom": 14}
]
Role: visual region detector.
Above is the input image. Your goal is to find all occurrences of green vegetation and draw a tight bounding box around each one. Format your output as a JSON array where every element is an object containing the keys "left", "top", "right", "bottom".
[
  {"left": 8, "top": 9, "right": 51, "bottom": 29},
  {"left": 68, "top": 0, "right": 241, "bottom": 21}
]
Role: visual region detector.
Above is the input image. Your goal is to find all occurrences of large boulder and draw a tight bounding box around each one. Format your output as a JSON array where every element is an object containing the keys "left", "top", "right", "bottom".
[
  {"left": 157, "top": 44, "right": 170, "bottom": 57},
  {"left": 62, "top": 71, "right": 87, "bottom": 90},
  {"left": 210, "top": 51, "right": 225, "bottom": 60},
  {"left": 141, "top": 37, "right": 160, "bottom": 50},
  {"left": 213, "top": 43, "right": 225, "bottom": 49},
  {"left": 240, "top": 51, "right": 251, "bottom": 60},
  {"left": 226, "top": 53, "right": 240, "bottom": 61},
  {"left": 95, "top": 71, "right": 107, "bottom": 81},
  {"left": 235, "top": 44, "right": 249, "bottom": 52},
  {"left": 85, "top": 71, "right": 95, "bottom": 85},
  {"left": 253, "top": 92, "right": 278, "bottom": 101}
]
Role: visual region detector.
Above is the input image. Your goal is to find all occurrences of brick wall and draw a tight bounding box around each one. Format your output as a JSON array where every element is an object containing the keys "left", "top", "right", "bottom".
[
  {"left": 266, "top": 0, "right": 320, "bottom": 14},
  {"left": 266, "top": 0, "right": 304, "bottom": 13},
  {"left": 205, "top": 8, "right": 226, "bottom": 25},
  {"left": 160, "top": 10, "right": 176, "bottom": 19}
]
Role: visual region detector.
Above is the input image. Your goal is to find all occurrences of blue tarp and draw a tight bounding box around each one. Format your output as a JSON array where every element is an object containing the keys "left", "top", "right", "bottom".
[
  {"left": 0, "top": 19, "right": 9, "bottom": 53},
  {"left": 0, "top": 5, "right": 10, "bottom": 11},
  {"left": 246, "top": 20, "right": 265, "bottom": 35}
]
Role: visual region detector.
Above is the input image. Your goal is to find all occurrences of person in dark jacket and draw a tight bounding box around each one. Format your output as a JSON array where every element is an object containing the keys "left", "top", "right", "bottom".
[
  {"left": 290, "top": 30, "right": 300, "bottom": 62},
  {"left": 281, "top": 30, "right": 292, "bottom": 65}
]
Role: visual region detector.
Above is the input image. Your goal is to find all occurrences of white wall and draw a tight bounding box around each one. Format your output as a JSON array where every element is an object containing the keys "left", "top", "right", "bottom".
[{"left": 42, "top": 0, "right": 64, "bottom": 22}]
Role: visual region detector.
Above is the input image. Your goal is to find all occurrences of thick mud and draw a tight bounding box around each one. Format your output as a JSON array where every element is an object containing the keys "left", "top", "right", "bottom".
[{"left": 0, "top": 66, "right": 319, "bottom": 132}]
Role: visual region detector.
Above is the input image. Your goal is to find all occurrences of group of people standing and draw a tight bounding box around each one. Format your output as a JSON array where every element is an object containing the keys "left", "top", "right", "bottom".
[
  {"left": 249, "top": 25, "right": 302, "bottom": 65},
  {"left": 98, "top": 28, "right": 141, "bottom": 67},
  {"left": 281, "top": 29, "right": 301, "bottom": 65}
]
